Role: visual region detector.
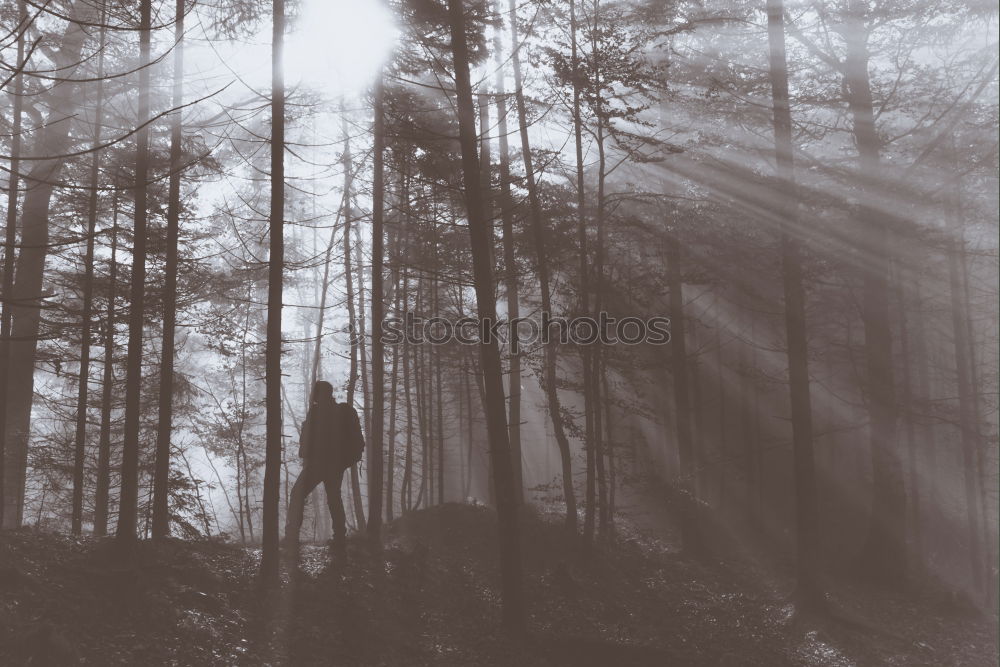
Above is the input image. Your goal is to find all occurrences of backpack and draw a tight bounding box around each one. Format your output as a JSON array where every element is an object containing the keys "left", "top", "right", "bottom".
[{"left": 339, "top": 402, "right": 366, "bottom": 469}]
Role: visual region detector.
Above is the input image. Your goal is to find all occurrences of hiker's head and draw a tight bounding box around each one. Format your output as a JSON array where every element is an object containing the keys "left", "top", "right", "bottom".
[{"left": 312, "top": 380, "right": 334, "bottom": 403}]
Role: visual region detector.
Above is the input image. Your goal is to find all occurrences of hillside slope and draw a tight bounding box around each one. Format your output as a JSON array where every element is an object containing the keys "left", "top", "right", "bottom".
[{"left": 1, "top": 503, "right": 995, "bottom": 665}]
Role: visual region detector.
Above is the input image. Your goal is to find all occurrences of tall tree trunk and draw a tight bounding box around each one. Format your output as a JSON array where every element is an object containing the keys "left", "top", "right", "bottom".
[
  {"left": 354, "top": 199, "right": 372, "bottom": 525},
  {"left": 458, "top": 364, "right": 467, "bottom": 496},
  {"left": 385, "top": 205, "right": 403, "bottom": 521},
  {"left": 415, "top": 331, "right": 429, "bottom": 512},
  {"left": 602, "top": 359, "right": 616, "bottom": 533},
  {"left": 260, "top": 0, "right": 285, "bottom": 578},
  {"left": 357, "top": 229, "right": 370, "bottom": 424},
  {"left": 690, "top": 355, "right": 705, "bottom": 499},
  {"left": 426, "top": 265, "right": 435, "bottom": 505},
  {"left": 401, "top": 268, "right": 414, "bottom": 513},
  {"left": 386, "top": 318, "right": 400, "bottom": 519},
  {"left": 570, "top": 0, "right": 594, "bottom": 533},
  {"left": 413, "top": 278, "right": 430, "bottom": 508},
  {"left": 766, "top": 0, "right": 823, "bottom": 607},
  {"left": 958, "top": 230, "right": 993, "bottom": 594},
  {"left": 508, "top": 0, "right": 577, "bottom": 532},
  {"left": 94, "top": 197, "right": 120, "bottom": 537},
  {"left": 492, "top": 22, "right": 523, "bottom": 502},
  {"left": 737, "top": 297, "right": 758, "bottom": 524},
  {"left": 844, "top": 0, "right": 906, "bottom": 585},
  {"left": 469, "top": 352, "right": 494, "bottom": 505},
  {"left": 117, "top": 0, "right": 154, "bottom": 542},
  {"left": 666, "top": 237, "right": 701, "bottom": 555},
  {"left": 463, "top": 354, "right": 474, "bottom": 499},
  {"left": 152, "top": 0, "right": 186, "bottom": 539},
  {"left": 590, "top": 46, "right": 608, "bottom": 540},
  {"left": 751, "top": 312, "right": 763, "bottom": 519},
  {"left": 714, "top": 325, "right": 727, "bottom": 509},
  {"left": 415, "top": 308, "right": 430, "bottom": 508},
  {"left": 947, "top": 180, "right": 984, "bottom": 588},
  {"left": 368, "top": 71, "right": 387, "bottom": 538},
  {"left": 448, "top": 0, "right": 524, "bottom": 631},
  {"left": 594, "top": 352, "right": 609, "bottom": 539},
  {"left": 3, "top": 1, "right": 90, "bottom": 528},
  {"left": 894, "top": 263, "right": 922, "bottom": 575},
  {"left": 238, "top": 292, "right": 254, "bottom": 542},
  {"left": 72, "top": 15, "right": 107, "bottom": 534},
  {"left": 243, "top": 457, "right": 255, "bottom": 539},
  {"left": 234, "top": 443, "right": 246, "bottom": 542},
  {"left": 569, "top": 0, "right": 604, "bottom": 545},
  {"left": 434, "top": 277, "right": 445, "bottom": 505},
  {"left": 0, "top": 0, "right": 27, "bottom": 527},
  {"left": 341, "top": 116, "right": 367, "bottom": 531},
  {"left": 908, "top": 277, "right": 931, "bottom": 552}
]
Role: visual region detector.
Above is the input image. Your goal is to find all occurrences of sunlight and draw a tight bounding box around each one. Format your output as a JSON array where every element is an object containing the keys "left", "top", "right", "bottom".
[
  {"left": 6, "top": 0, "right": 997, "bottom": 661},
  {"left": 285, "top": 0, "right": 398, "bottom": 96}
]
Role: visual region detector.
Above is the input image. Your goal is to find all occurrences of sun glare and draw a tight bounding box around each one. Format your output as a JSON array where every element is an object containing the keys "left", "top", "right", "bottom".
[{"left": 284, "top": 0, "right": 398, "bottom": 97}]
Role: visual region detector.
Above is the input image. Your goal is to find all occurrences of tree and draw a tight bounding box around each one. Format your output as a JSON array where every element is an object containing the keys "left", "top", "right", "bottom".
[
  {"left": 367, "top": 69, "right": 386, "bottom": 541},
  {"left": 70, "top": 10, "right": 108, "bottom": 535},
  {"left": 508, "top": 0, "right": 578, "bottom": 534},
  {"left": 491, "top": 12, "right": 524, "bottom": 503},
  {"left": 946, "top": 166, "right": 985, "bottom": 588},
  {"left": 260, "top": 0, "right": 285, "bottom": 579},
  {"left": 447, "top": 0, "right": 524, "bottom": 631},
  {"left": 4, "top": 1, "right": 92, "bottom": 529},
  {"left": 765, "top": 0, "right": 822, "bottom": 609},
  {"left": 665, "top": 234, "right": 701, "bottom": 555},
  {"left": 151, "top": 0, "right": 189, "bottom": 540},
  {"left": 0, "top": 0, "right": 27, "bottom": 527},
  {"left": 117, "top": 0, "right": 154, "bottom": 543},
  {"left": 93, "top": 190, "right": 121, "bottom": 538},
  {"left": 342, "top": 116, "right": 367, "bottom": 531},
  {"left": 843, "top": 0, "right": 907, "bottom": 585}
]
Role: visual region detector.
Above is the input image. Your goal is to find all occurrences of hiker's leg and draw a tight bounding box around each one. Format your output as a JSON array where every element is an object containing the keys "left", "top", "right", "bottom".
[
  {"left": 285, "top": 467, "right": 320, "bottom": 540},
  {"left": 324, "top": 469, "right": 347, "bottom": 539}
]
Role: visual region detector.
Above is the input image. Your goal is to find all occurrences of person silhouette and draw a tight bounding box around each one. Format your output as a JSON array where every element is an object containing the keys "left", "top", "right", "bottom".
[{"left": 284, "top": 380, "right": 364, "bottom": 547}]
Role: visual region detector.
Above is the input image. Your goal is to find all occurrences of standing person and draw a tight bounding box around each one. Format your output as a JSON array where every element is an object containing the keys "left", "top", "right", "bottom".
[{"left": 285, "top": 381, "right": 365, "bottom": 546}]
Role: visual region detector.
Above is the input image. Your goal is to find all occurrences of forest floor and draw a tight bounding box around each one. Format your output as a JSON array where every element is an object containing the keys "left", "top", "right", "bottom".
[{"left": 1, "top": 500, "right": 996, "bottom": 666}]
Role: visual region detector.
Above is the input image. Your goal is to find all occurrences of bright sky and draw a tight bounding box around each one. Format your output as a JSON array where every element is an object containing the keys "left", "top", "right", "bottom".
[
  {"left": 221, "top": 0, "right": 398, "bottom": 97},
  {"left": 286, "top": 0, "right": 398, "bottom": 95},
  {"left": 184, "top": 0, "right": 397, "bottom": 108}
]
